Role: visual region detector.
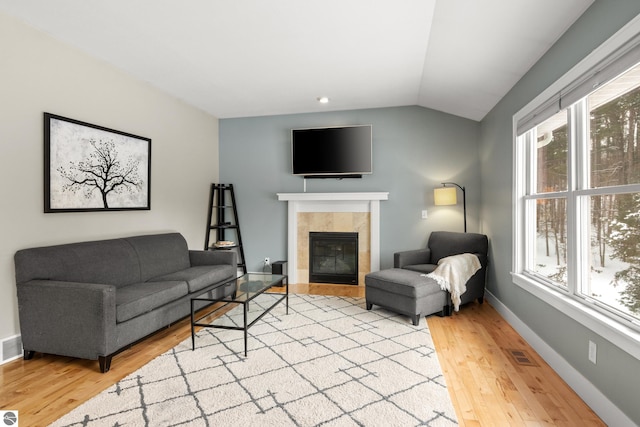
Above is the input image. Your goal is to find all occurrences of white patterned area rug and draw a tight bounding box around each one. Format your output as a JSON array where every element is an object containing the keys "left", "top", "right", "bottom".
[{"left": 51, "top": 294, "right": 458, "bottom": 426}]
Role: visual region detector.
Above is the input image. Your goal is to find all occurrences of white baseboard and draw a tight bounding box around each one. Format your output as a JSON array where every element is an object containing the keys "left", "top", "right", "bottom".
[{"left": 485, "top": 291, "right": 636, "bottom": 427}]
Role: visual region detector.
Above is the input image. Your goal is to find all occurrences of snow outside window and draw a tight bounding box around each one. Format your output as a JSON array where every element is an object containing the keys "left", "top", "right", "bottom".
[{"left": 515, "top": 60, "right": 640, "bottom": 351}]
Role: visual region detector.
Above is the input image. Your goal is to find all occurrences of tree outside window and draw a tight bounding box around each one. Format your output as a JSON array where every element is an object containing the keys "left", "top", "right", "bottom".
[{"left": 524, "top": 62, "right": 640, "bottom": 323}]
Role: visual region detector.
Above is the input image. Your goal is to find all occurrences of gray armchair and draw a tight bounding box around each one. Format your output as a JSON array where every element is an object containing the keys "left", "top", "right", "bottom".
[{"left": 394, "top": 231, "right": 488, "bottom": 306}]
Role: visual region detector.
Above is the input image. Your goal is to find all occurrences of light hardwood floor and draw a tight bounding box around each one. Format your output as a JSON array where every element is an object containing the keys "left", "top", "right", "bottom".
[{"left": 0, "top": 283, "right": 604, "bottom": 426}]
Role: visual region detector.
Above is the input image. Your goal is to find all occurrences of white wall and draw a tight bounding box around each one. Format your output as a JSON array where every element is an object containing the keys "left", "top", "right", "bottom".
[{"left": 0, "top": 13, "right": 219, "bottom": 343}]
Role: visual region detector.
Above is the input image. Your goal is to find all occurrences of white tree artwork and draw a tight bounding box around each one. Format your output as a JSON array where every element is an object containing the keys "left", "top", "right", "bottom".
[{"left": 45, "top": 114, "right": 151, "bottom": 212}]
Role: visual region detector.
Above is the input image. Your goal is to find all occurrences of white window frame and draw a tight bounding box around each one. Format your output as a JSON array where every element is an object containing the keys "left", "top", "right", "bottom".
[{"left": 513, "top": 15, "right": 640, "bottom": 361}]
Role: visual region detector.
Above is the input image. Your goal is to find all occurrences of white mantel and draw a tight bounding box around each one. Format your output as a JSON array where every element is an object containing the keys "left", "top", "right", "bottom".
[
  {"left": 277, "top": 192, "right": 389, "bottom": 202},
  {"left": 277, "top": 192, "right": 389, "bottom": 284}
]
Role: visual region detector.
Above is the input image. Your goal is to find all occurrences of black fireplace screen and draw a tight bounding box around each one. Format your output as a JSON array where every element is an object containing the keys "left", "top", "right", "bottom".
[{"left": 309, "top": 232, "right": 358, "bottom": 285}]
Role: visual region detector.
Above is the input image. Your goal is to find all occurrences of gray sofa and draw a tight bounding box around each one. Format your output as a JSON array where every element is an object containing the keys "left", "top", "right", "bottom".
[{"left": 14, "top": 232, "right": 237, "bottom": 372}]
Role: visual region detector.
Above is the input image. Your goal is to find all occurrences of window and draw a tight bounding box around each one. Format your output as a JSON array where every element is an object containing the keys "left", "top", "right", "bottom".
[
  {"left": 529, "top": 111, "right": 569, "bottom": 288},
  {"left": 514, "top": 22, "right": 640, "bottom": 359}
]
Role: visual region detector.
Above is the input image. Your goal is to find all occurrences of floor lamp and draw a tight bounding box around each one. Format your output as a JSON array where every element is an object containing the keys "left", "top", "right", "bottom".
[{"left": 434, "top": 182, "right": 466, "bottom": 232}]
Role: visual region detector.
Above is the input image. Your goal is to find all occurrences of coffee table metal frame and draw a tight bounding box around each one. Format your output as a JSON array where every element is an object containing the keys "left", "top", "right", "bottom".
[{"left": 190, "top": 273, "right": 288, "bottom": 356}]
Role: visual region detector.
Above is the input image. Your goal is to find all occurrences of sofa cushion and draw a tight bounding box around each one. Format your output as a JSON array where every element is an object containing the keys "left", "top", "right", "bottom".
[
  {"left": 125, "top": 233, "right": 191, "bottom": 282},
  {"left": 15, "top": 239, "right": 140, "bottom": 286},
  {"left": 116, "top": 281, "right": 188, "bottom": 323},
  {"left": 153, "top": 265, "right": 236, "bottom": 293}
]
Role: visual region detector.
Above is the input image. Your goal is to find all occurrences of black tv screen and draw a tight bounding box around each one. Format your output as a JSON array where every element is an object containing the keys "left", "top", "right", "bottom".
[{"left": 291, "top": 125, "right": 372, "bottom": 177}]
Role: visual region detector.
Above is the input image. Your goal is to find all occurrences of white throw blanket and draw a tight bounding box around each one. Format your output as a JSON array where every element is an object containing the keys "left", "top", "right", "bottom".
[{"left": 422, "top": 253, "right": 481, "bottom": 312}]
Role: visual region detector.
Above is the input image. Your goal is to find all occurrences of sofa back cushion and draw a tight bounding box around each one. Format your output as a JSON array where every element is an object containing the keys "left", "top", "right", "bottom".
[
  {"left": 428, "top": 231, "right": 488, "bottom": 264},
  {"left": 125, "top": 233, "right": 190, "bottom": 282},
  {"left": 15, "top": 238, "right": 141, "bottom": 286}
]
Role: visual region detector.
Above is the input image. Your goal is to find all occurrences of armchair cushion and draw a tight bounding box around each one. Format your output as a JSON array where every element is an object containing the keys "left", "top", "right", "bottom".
[
  {"left": 400, "top": 263, "right": 437, "bottom": 274},
  {"left": 428, "top": 231, "right": 488, "bottom": 264}
]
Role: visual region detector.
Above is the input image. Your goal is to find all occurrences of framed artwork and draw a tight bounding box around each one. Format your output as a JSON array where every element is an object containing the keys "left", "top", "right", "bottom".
[{"left": 44, "top": 113, "right": 151, "bottom": 213}]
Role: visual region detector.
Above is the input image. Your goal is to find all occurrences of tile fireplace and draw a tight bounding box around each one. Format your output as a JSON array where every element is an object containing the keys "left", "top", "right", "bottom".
[{"left": 276, "top": 192, "right": 389, "bottom": 284}]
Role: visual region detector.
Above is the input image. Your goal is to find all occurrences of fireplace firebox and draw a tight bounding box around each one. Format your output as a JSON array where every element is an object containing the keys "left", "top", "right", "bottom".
[{"left": 309, "top": 232, "right": 358, "bottom": 285}]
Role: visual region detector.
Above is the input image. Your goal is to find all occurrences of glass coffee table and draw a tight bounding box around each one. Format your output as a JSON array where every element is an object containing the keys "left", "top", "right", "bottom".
[{"left": 190, "top": 273, "right": 288, "bottom": 356}]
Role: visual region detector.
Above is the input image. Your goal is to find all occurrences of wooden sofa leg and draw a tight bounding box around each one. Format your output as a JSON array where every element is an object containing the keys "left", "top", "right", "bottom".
[
  {"left": 366, "top": 302, "right": 373, "bottom": 310},
  {"left": 99, "top": 355, "right": 112, "bottom": 373},
  {"left": 23, "top": 350, "right": 35, "bottom": 360},
  {"left": 412, "top": 315, "right": 420, "bottom": 326},
  {"left": 478, "top": 297, "right": 484, "bottom": 304}
]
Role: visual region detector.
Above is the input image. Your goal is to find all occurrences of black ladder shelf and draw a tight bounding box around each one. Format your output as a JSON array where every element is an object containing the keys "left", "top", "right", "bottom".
[{"left": 204, "top": 183, "right": 247, "bottom": 274}]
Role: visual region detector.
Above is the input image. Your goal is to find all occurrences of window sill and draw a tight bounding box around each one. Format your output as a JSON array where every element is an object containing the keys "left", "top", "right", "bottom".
[{"left": 512, "top": 272, "right": 640, "bottom": 361}]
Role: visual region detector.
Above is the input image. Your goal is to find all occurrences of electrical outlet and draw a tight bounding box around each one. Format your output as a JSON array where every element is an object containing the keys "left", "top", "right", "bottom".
[
  {"left": 421, "top": 210, "right": 428, "bottom": 219},
  {"left": 588, "top": 340, "right": 597, "bottom": 364}
]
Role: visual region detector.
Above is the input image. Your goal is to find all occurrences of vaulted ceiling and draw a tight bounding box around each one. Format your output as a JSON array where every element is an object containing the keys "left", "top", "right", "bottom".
[{"left": 0, "top": 0, "right": 594, "bottom": 121}]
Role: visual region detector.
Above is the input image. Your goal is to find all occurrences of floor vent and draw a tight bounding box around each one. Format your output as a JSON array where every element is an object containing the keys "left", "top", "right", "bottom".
[
  {"left": 507, "top": 348, "right": 539, "bottom": 367},
  {"left": 1, "top": 335, "right": 22, "bottom": 364}
]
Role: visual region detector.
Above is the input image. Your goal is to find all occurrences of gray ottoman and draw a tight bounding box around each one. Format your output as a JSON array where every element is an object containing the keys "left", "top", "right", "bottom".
[{"left": 365, "top": 268, "right": 451, "bottom": 325}]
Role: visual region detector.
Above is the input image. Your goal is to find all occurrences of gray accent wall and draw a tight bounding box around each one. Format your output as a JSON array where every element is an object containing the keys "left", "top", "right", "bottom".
[
  {"left": 219, "top": 106, "right": 480, "bottom": 272},
  {"left": 480, "top": 1, "right": 640, "bottom": 424}
]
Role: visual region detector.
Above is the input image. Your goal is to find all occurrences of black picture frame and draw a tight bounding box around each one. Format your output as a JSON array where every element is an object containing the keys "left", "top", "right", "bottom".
[{"left": 44, "top": 113, "right": 151, "bottom": 213}]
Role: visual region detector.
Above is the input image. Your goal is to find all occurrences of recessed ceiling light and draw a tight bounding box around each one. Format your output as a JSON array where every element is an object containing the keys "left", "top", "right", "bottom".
[{"left": 317, "top": 96, "right": 330, "bottom": 104}]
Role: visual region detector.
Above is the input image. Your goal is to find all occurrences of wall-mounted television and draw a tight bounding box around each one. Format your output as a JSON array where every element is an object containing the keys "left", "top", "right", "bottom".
[{"left": 291, "top": 125, "right": 372, "bottom": 178}]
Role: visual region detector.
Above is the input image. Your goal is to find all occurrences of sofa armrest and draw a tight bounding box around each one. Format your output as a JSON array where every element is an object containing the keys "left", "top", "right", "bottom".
[
  {"left": 394, "top": 248, "right": 431, "bottom": 268},
  {"left": 189, "top": 249, "right": 237, "bottom": 267},
  {"left": 17, "top": 280, "right": 117, "bottom": 359}
]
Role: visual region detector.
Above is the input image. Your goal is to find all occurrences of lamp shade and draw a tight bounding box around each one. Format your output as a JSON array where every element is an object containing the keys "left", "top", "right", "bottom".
[{"left": 434, "top": 186, "right": 457, "bottom": 205}]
